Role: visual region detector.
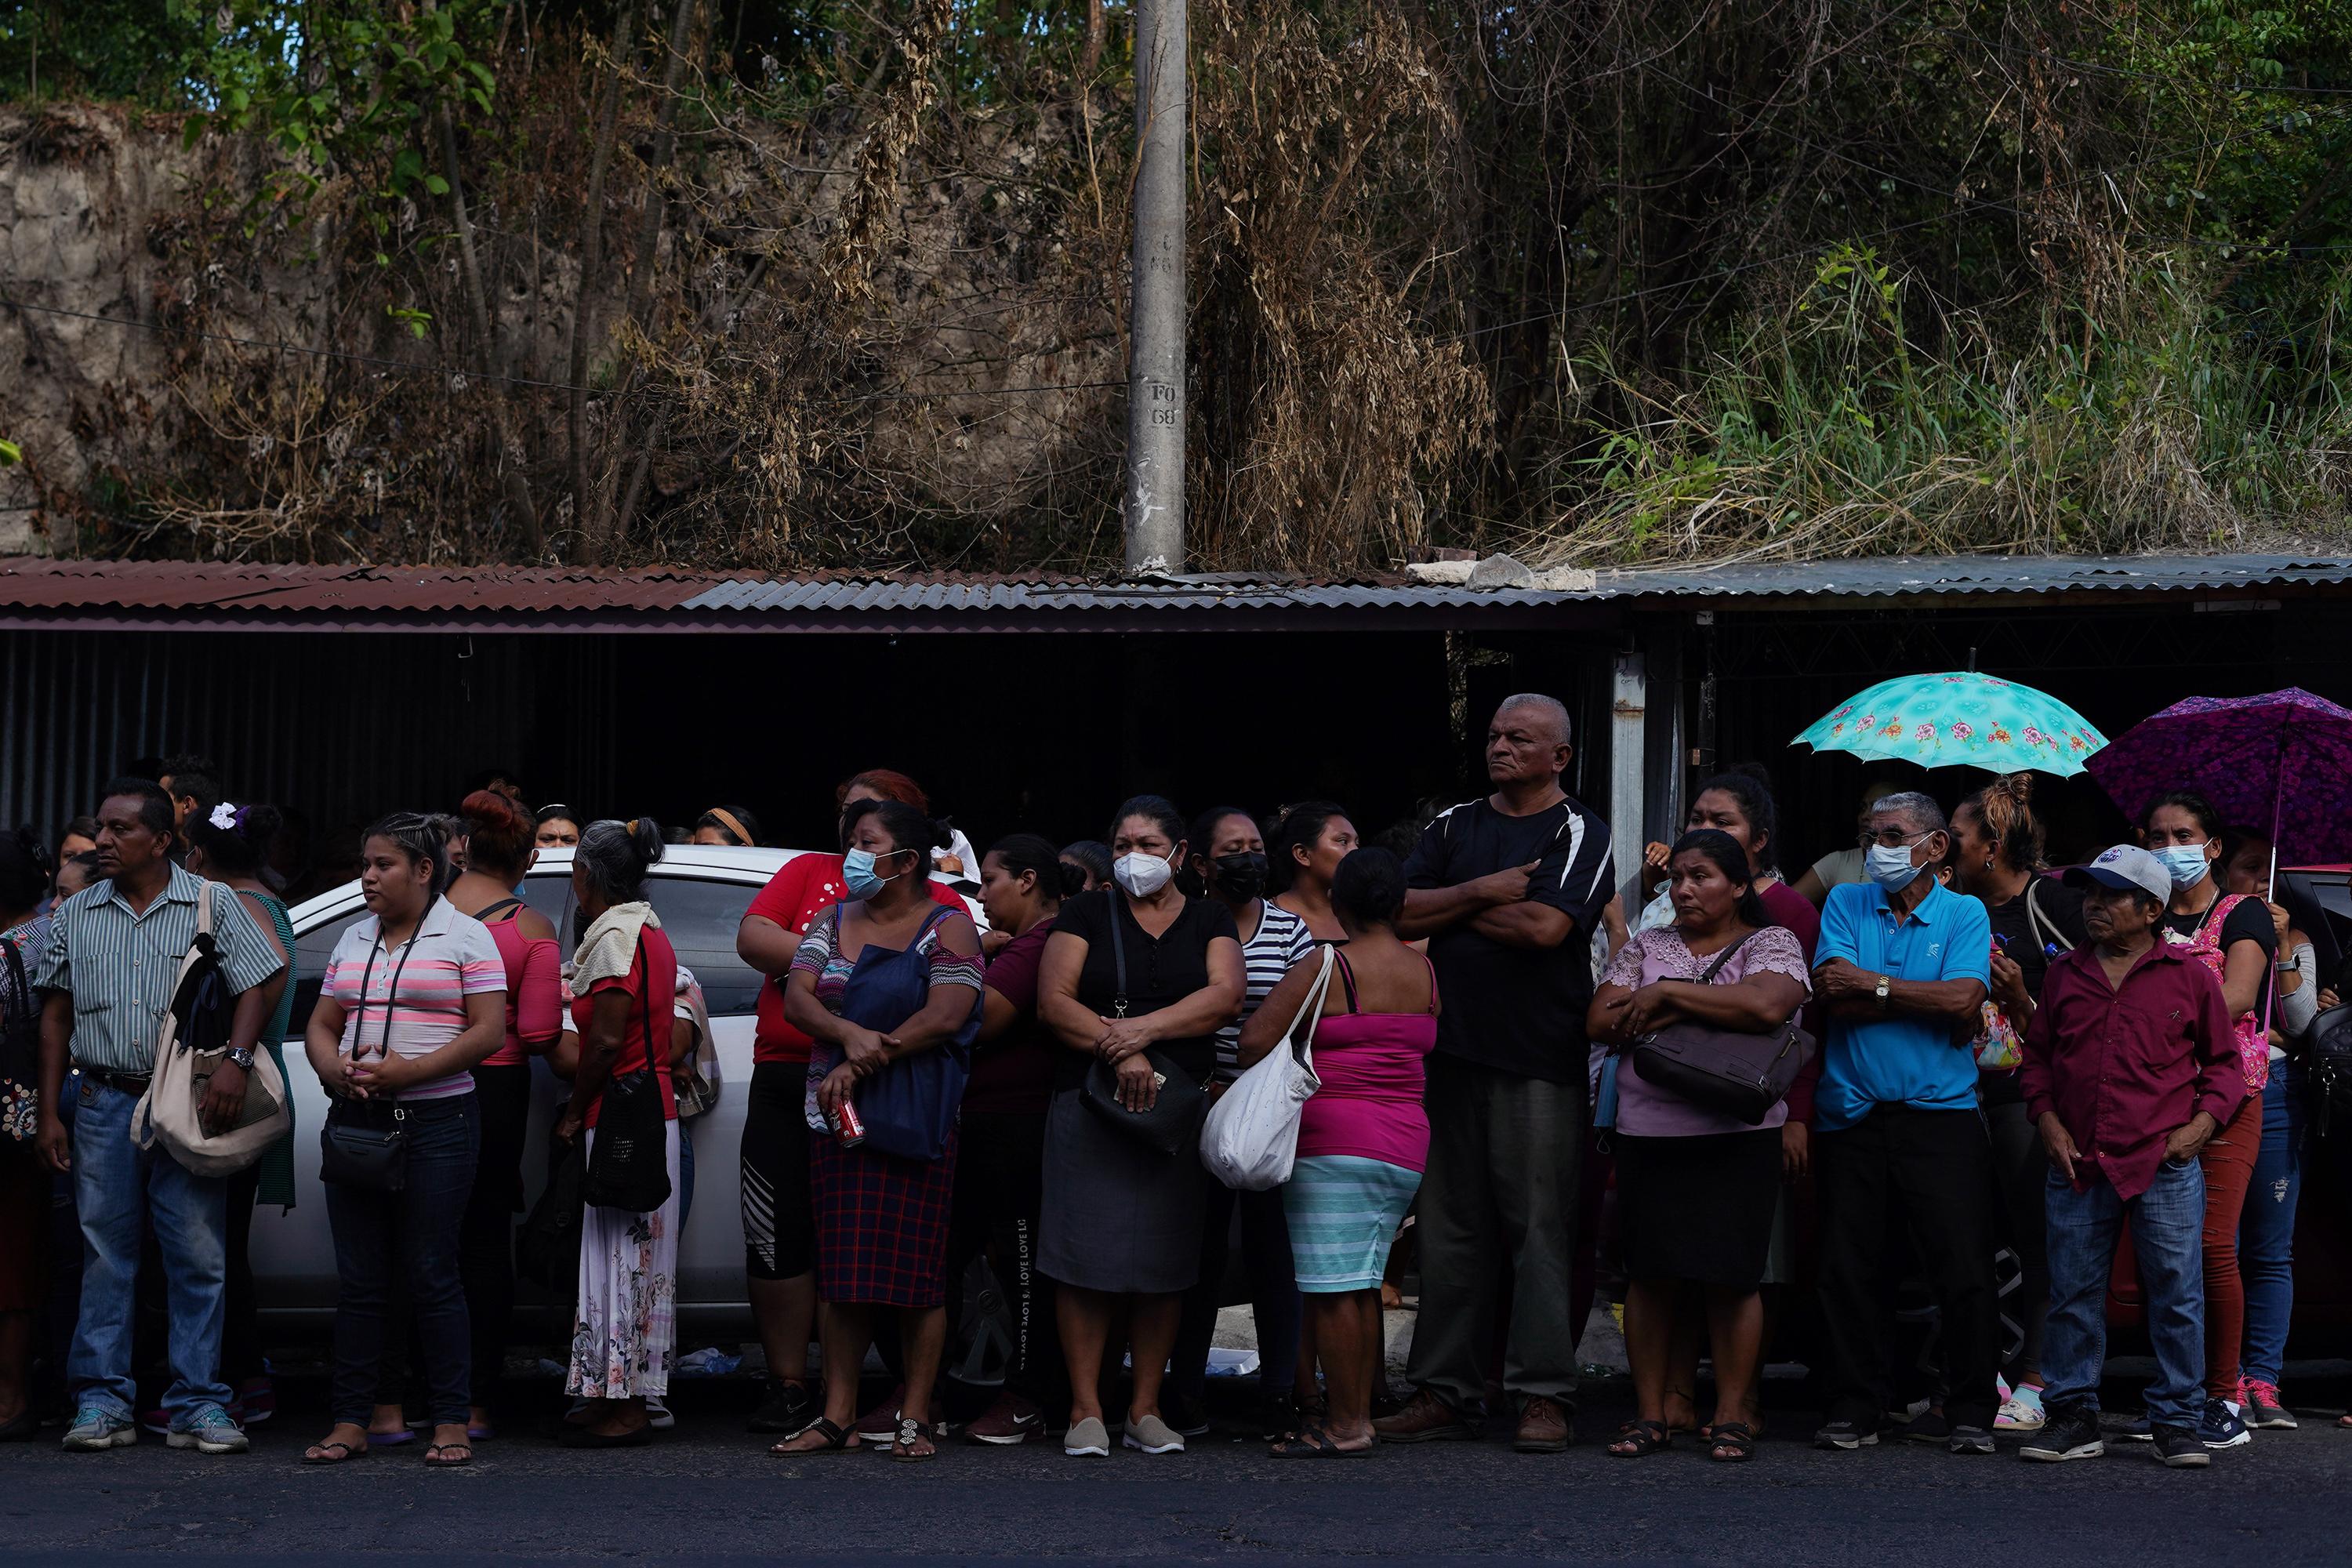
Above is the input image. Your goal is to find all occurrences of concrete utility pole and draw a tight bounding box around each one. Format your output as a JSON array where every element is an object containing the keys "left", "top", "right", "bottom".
[{"left": 1122, "top": 0, "right": 1186, "bottom": 574}]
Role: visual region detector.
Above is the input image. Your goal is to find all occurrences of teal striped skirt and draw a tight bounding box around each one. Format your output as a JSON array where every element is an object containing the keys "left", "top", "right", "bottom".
[{"left": 1282, "top": 1156, "right": 1421, "bottom": 1294}]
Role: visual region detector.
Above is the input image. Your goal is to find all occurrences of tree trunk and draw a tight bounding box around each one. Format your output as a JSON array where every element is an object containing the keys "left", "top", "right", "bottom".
[
  {"left": 424, "top": 0, "right": 542, "bottom": 555},
  {"left": 584, "top": 0, "right": 702, "bottom": 564},
  {"left": 567, "top": 0, "right": 644, "bottom": 555}
]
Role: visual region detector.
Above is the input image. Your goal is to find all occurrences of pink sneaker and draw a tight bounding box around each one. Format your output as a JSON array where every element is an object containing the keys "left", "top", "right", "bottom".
[{"left": 2240, "top": 1378, "right": 2296, "bottom": 1429}]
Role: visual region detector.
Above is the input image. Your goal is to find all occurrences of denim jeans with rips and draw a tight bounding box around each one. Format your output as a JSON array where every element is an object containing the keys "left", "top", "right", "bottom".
[
  {"left": 2040, "top": 1155, "right": 2205, "bottom": 1426},
  {"left": 67, "top": 1074, "right": 234, "bottom": 1423}
]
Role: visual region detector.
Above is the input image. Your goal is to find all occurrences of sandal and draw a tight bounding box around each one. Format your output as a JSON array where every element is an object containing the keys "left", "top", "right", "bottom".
[
  {"left": 1606, "top": 1419, "right": 1672, "bottom": 1457},
  {"left": 771, "top": 1416, "right": 858, "bottom": 1456},
  {"left": 891, "top": 1415, "right": 938, "bottom": 1462},
  {"left": 302, "top": 1436, "right": 368, "bottom": 1465},
  {"left": 423, "top": 1441, "right": 474, "bottom": 1467},
  {"left": 1708, "top": 1421, "right": 1759, "bottom": 1463},
  {"left": 1269, "top": 1425, "right": 1373, "bottom": 1458}
]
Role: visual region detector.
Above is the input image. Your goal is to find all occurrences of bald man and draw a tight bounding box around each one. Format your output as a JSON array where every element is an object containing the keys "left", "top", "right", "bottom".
[{"left": 1376, "top": 694, "right": 1613, "bottom": 1454}]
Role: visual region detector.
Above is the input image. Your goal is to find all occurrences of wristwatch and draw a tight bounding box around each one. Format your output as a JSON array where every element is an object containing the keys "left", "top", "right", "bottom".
[
  {"left": 225, "top": 1045, "right": 256, "bottom": 1071},
  {"left": 1873, "top": 975, "right": 1892, "bottom": 1007}
]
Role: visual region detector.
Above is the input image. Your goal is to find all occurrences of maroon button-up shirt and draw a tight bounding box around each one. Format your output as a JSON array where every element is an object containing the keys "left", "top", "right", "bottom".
[{"left": 2020, "top": 938, "right": 2244, "bottom": 1202}]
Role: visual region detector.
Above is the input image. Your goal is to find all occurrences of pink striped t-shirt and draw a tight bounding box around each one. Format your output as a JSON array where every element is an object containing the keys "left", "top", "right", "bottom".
[{"left": 321, "top": 900, "right": 506, "bottom": 1100}]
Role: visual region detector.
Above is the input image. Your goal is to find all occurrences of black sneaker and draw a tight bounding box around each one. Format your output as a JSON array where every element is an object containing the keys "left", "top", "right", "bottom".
[
  {"left": 2019, "top": 1404, "right": 2103, "bottom": 1462},
  {"left": 1899, "top": 1408, "right": 1952, "bottom": 1446},
  {"left": 1813, "top": 1417, "right": 1879, "bottom": 1450},
  {"left": 1161, "top": 1391, "right": 1212, "bottom": 1439},
  {"left": 745, "top": 1378, "right": 815, "bottom": 1436},
  {"left": 1948, "top": 1424, "right": 1995, "bottom": 1455},
  {"left": 2151, "top": 1423, "right": 2211, "bottom": 1468}
]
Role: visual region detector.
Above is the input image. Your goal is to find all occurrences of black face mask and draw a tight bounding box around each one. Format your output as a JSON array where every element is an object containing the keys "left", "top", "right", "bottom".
[{"left": 1211, "top": 851, "right": 1269, "bottom": 901}]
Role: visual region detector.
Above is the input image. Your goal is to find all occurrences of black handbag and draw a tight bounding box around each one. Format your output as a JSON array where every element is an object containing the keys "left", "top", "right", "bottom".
[
  {"left": 517, "top": 1136, "right": 586, "bottom": 1303},
  {"left": 321, "top": 1099, "right": 408, "bottom": 1191},
  {"left": 318, "top": 918, "right": 425, "bottom": 1191},
  {"left": 580, "top": 935, "right": 674, "bottom": 1214},
  {"left": 1078, "top": 891, "right": 1207, "bottom": 1155},
  {"left": 2308, "top": 1004, "right": 2352, "bottom": 1138},
  {"left": 1628, "top": 930, "right": 1817, "bottom": 1127}
]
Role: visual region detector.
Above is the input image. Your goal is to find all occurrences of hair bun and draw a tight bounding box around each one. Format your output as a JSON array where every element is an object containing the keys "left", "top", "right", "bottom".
[{"left": 1727, "top": 759, "right": 1774, "bottom": 789}]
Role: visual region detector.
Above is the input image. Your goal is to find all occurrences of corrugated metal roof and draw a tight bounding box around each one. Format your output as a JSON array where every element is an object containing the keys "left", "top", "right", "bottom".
[
  {"left": 0, "top": 559, "right": 735, "bottom": 613},
  {"left": 1591, "top": 553, "right": 2352, "bottom": 600},
  {"left": 0, "top": 550, "right": 2342, "bottom": 630}
]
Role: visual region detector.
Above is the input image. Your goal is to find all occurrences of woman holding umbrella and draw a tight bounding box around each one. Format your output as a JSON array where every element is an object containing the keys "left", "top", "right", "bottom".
[{"left": 2140, "top": 789, "right": 2269, "bottom": 1448}]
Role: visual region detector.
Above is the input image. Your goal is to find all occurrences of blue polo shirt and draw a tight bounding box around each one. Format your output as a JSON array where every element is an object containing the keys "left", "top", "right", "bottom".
[{"left": 1813, "top": 877, "right": 1991, "bottom": 1131}]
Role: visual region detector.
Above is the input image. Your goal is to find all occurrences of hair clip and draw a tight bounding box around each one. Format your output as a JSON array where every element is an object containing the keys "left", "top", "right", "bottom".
[{"left": 209, "top": 802, "right": 241, "bottom": 831}]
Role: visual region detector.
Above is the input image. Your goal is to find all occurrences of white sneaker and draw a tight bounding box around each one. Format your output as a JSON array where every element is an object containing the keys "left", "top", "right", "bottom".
[
  {"left": 1995, "top": 1385, "right": 2046, "bottom": 1432},
  {"left": 646, "top": 1396, "right": 676, "bottom": 1431}
]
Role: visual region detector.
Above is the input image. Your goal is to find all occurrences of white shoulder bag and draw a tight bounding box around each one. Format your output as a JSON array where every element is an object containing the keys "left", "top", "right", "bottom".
[
  {"left": 1200, "top": 944, "right": 1336, "bottom": 1192},
  {"left": 131, "top": 881, "right": 291, "bottom": 1176}
]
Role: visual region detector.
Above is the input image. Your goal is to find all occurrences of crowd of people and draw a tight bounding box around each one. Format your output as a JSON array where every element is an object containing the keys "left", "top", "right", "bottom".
[{"left": 0, "top": 698, "right": 2344, "bottom": 1470}]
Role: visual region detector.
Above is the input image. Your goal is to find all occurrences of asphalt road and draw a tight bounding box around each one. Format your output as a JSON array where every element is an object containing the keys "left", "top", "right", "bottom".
[{"left": 8, "top": 1367, "right": 2350, "bottom": 1565}]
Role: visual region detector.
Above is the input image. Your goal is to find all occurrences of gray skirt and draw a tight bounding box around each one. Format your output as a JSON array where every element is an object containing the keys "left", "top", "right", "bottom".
[{"left": 1037, "top": 1085, "right": 1205, "bottom": 1296}]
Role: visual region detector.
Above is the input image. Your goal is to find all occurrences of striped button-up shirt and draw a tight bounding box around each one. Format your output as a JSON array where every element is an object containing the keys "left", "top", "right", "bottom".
[{"left": 34, "top": 862, "right": 286, "bottom": 1076}]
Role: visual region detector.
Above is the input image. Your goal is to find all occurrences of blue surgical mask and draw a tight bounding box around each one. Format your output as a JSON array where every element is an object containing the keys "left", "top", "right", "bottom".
[
  {"left": 1865, "top": 840, "right": 1924, "bottom": 891},
  {"left": 842, "top": 848, "right": 904, "bottom": 899},
  {"left": 2154, "top": 844, "right": 2212, "bottom": 890}
]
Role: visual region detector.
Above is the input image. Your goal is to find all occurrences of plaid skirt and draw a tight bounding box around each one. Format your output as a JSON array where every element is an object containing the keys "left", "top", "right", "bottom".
[{"left": 809, "top": 1127, "right": 960, "bottom": 1308}]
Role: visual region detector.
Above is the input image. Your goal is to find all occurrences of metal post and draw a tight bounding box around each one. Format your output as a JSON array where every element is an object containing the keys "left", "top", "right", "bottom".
[
  {"left": 1610, "top": 652, "right": 1647, "bottom": 909},
  {"left": 1122, "top": 0, "right": 1186, "bottom": 574}
]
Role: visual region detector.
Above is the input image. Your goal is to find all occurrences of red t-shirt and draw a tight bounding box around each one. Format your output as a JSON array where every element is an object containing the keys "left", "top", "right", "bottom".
[
  {"left": 747, "top": 853, "right": 968, "bottom": 1065},
  {"left": 963, "top": 916, "right": 1058, "bottom": 1116},
  {"left": 574, "top": 923, "right": 680, "bottom": 1128}
]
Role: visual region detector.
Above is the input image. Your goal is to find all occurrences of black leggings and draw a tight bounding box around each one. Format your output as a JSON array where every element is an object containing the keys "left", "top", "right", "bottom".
[
  {"left": 742, "top": 1062, "right": 816, "bottom": 1281},
  {"left": 459, "top": 1062, "right": 534, "bottom": 1406}
]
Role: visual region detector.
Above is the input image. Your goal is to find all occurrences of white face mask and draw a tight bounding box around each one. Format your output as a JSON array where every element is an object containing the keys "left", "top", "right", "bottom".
[
  {"left": 1112, "top": 851, "right": 1175, "bottom": 898},
  {"left": 1865, "top": 840, "right": 1925, "bottom": 892}
]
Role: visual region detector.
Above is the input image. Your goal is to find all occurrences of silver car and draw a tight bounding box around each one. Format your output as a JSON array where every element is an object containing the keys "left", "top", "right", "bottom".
[{"left": 252, "top": 844, "right": 980, "bottom": 1340}]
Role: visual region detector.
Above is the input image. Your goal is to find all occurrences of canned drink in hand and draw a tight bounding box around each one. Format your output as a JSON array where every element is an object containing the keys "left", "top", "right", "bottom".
[{"left": 829, "top": 1097, "right": 866, "bottom": 1149}]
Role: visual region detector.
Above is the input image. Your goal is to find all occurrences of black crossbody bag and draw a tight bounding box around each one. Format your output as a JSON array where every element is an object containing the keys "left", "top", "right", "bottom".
[
  {"left": 1628, "top": 930, "right": 1817, "bottom": 1127},
  {"left": 320, "top": 912, "right": 428, "bottom": 1192},
  {"left": 1079, "top": 892, "right": 1208, "bottom": 1155},
  {"left": 581, "top": 935, "right": 674, "bottom": 1214}
]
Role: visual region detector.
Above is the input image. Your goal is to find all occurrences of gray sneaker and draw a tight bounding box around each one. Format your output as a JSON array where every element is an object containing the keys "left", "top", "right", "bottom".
[
  {"left": 165, "top": 1403, "right": 250, "bottom": 1454},
  {"left": 1063, "top": 1415, "right": 1111, "bottom": 1457},
  {"left": 1123, "top": 1412, "right": 1186, "bottom": 1454},
  {"left": 61, "top": 1406, "right": 138, "bottom": 1451}
]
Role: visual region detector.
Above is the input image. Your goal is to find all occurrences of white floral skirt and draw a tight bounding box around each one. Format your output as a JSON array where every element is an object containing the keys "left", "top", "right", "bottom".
[{"left": 568, "top": 1120, "right": 681, "bottom": 1399}]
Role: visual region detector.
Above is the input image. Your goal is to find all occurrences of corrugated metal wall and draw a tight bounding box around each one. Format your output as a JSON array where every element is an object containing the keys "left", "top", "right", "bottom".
[{"left": 0, "top": 630, "right": 619, "bottom": 841}]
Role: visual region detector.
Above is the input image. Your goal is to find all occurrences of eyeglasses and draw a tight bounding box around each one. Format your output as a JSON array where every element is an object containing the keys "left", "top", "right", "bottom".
[{"left": 1858, "top": 827, "right": 1938, "bottom": 850}]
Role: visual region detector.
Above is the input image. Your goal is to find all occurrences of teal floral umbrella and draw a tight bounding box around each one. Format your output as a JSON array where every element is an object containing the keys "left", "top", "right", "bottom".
[{"left": 1792, "top": 672, "right": 2108, "bottom": 777}]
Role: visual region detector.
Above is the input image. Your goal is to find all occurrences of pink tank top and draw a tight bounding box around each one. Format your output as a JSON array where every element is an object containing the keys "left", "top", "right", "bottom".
[{"left": 1296, "top": 950, "right": 1439, "bottom": 1172}]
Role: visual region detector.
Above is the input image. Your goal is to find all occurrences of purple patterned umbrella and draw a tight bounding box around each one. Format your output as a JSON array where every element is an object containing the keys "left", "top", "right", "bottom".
[{"left": 2085, "top": 688, "right": 2352, "bottom": 866}]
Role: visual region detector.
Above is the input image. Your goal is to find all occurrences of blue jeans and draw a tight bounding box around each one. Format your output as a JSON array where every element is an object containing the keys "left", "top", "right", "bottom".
[
  {"left": 325, "top": 1094, "right": 480, "bottom": 1426},
  {"left": 2041, "top": 1157, "right": 2205, "bottom": 1425},
  {"left": 67, "top": 1074, "right": 232, "bottom": 1423},
  {"left": 2238, "top": 1063, "right": 2306, "bottom": 1387}
]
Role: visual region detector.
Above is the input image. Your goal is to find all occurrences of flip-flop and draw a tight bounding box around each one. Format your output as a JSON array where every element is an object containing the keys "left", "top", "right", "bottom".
[
  {"left": 468, "top": 1423, "right": 495, "bottom": 1442},
  {"left": 771, "top": 1416, "right": 858, "bottom": 1456},
  {"left": 1708, "top": 1421, "right": 1759, "bottom": 1463},
  {"left": 1269, "top": 1425, "right": 1373, "bottom": 1458},
  {"left": 365, "top": 1428, "right": 416, "bottom": 1447},
  {"left": 303, "top": 1439, "right": 367, "bottom": 1465},
  {"left": 423, "top": 1442, "right": 474, "bottom": 1467},
  {"left": 1606, "top": 1419, "right": 1672, "bottom": 1457}
]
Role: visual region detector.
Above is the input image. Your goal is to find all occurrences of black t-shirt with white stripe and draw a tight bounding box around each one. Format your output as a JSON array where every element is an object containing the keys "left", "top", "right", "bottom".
[{"left": 1403, "top": 793, "right": 1614, "bottom": 1084}]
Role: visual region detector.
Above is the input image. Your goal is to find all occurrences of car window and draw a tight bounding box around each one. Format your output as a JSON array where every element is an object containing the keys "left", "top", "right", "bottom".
[
  {"left": 287, "top": 905, "right": 368, "bottom": 1038},
  {"left": 644, "top": 877, "right": 765, "bottom": 1016}
]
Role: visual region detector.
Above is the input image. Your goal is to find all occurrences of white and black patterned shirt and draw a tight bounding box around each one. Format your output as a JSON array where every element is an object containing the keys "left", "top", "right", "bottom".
[{"left": 1213, "top": 901, "right": 1316, "bottom": 1083}]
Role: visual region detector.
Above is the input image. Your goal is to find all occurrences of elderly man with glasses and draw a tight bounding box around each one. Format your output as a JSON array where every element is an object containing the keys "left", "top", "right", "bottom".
[{"left": 1807, "top": 790, "right": 1997, "bottom": 1456}]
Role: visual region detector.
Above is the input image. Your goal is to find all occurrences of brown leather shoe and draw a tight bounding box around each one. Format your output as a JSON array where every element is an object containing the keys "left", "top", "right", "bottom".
[
  {"left": 1370, "top": 1388, "right": 1479, "bottom": 1444},
  {"left": 1514, "top": 1396, "right": 1573, "bottom": 1453}
]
